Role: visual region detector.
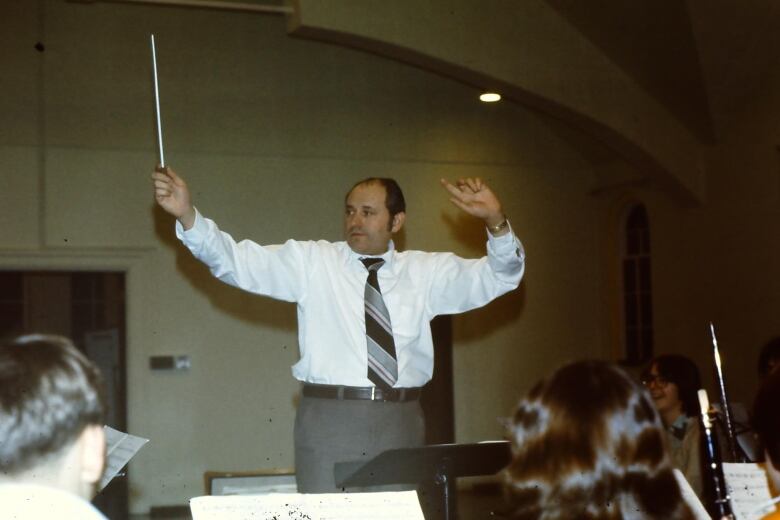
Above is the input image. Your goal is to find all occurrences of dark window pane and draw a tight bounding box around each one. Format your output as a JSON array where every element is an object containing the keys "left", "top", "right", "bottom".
[
  {"left": 639, "top": 257, "right": 651, "bottom": 290},
  {"left": 625, "top": 327, "right": 639, "bottom": 363},
  {"left": 641, "top": 293, "right": 653, "bottom": 325},
  {"left": 626, "top": 230, "right": 640, "bottom": 255},
  {"left": 622, "top": 203, "right": 653, "bottom": 363},
  {"left": 0, "top": 303, "right": 24, "bottom": 337},
  {"left": 623, "top": 260, "right": 636, "bottom": 293},
  {"left": 71, "top": 302, "right": 95, "bottom": 339},
  {"left": 624, "top": 294, "right": 638, "bottom": 327},
  {"left": 641, "top": 327, "right": 654, "bottom": 360},
  {"left": 94, "top": 306, "right": 108, "bottom": 329},
  {"left": 641, "top": 228, "right": 651, "bottom": 254},
  {"left": 627, "top": 205, "right": 648, "bottom": 229},
  {"left": 105, "top": 273, "right": 125, "bottom": 302},
  {"left": 71, "top": 273, "right": 93, "bottom": 301},
  {"left": 0, "top": 272, "right": 23, "bottom": 301},
  {"left": 93, "top": 275, "right": 105, "bottom": 302}
]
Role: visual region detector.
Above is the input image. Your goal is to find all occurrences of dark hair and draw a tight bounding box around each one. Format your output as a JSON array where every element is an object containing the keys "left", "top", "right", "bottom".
[
  {"left": 753, "top": 369, "right": 780, "bottom": 468},
  {"left": 347, "top": 178, "right": 406, "bottom": 221},
  {"left": 757, "top": 337, "right": 780, "bottom": 379},
  {"left": 0, "top": 334, "right": 106, "bottom": 474},
  {"left": 641, "top": 354, "right": 701, "bottom": 417},
  {"left": 505, "top": 360, "right": 693, "bottom": 520}
]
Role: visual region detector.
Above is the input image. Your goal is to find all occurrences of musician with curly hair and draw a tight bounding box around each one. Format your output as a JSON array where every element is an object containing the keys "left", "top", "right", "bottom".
[{"left": 504, "top": 360, "right": 695, "bottom": 520}]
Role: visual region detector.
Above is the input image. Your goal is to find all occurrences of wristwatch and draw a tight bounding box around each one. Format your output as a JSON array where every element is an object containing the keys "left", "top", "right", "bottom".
[{"left": 487, "top": 217, "right": 509, "bottom": 234}]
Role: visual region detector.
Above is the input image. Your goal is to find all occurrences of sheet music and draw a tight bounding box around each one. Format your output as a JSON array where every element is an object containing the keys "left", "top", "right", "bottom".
[
  {"left": 190, "top": 491, "right": 425, "bottom": 520},
  {"left": 673, "top": 469, "right": 710, "bottom": 520},
  {"left": 100, "top": 426, "right": 149, "bottom": 491},
  {"left": 723, "top": 462, "right": 774, "bottom": 520}
]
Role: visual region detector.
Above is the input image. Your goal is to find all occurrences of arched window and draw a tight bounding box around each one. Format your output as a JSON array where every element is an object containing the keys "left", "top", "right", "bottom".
[{"left": 621, "top": 204, "right": 653, "bottom": 364}]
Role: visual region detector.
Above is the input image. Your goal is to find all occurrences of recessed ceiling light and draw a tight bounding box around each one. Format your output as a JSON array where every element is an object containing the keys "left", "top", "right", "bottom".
[{"left": 479, "top": 92, "right": 501, "bottom": 103}]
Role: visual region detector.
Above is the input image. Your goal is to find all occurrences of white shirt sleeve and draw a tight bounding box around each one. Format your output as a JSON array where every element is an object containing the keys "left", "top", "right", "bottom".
[
  {"left": 175, "top": 208, "right": 308, "bottom": 303},
  {"left": 425, "top": 224, "right": 525, "bottom": 316}
]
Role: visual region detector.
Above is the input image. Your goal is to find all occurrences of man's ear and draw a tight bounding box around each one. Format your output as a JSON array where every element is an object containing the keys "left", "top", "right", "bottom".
[
  {"left": 391, "top": 212, "right": 405, "bottom": 233},
  {"left": 79, "top": 424, "right": 106, "bottom": 487}
]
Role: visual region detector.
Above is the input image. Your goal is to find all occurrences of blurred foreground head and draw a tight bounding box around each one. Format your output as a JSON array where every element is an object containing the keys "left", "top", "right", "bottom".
[
  {"left": 753, "top": 368, "right": 780, "bottom": 490},
  {"left": 505, "top": 360, "right": 693, "bottom": 520},
  {"left": 0, "top": 334, "right": 106, "bottom": 499}
]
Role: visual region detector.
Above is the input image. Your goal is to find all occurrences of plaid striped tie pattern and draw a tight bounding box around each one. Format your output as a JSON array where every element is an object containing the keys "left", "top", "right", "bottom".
[{"left": 361, "top": 258, "right": 398, "bottom": 389}]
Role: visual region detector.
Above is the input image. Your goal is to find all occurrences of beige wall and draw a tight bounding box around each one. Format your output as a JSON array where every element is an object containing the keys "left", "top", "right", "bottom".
[{"left": 2, "top": 0, "right": 777, "bottom": 514}]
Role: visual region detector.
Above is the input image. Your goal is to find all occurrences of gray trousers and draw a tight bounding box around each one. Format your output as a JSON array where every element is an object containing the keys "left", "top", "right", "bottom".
[{"left": 294, "top": 394, "right": 425, "bottom": 493}]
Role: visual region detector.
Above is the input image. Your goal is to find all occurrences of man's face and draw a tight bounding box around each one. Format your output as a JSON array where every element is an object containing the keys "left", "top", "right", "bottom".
[{"left": 344, "top": 182, "right": 403, "bottom": 255}]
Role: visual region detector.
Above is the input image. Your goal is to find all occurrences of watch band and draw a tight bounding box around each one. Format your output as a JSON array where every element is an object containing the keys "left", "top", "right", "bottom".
[{"left": 487, "top": 217, "right": 509, "bottom": 234}]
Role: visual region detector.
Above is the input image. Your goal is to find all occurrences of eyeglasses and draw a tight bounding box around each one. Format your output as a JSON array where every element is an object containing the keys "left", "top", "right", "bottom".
[{"left": 641, "top": 375, "right": 670, "bottom": 388}]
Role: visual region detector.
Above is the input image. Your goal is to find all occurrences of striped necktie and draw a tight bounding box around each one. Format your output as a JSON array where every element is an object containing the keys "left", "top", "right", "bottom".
[{"left": 361, "top": 258, "right": 398, "bottom": 389}]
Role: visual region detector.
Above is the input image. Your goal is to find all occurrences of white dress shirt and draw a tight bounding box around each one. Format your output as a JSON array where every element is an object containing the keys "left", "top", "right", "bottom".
[{"left": 177, "top": 209, "right": 525, "bottom": 387}]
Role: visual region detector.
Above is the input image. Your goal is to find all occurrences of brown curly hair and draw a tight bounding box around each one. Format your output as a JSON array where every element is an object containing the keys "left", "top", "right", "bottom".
[{"left": 504, "top": 360, "right": 694, "bottom": 520}]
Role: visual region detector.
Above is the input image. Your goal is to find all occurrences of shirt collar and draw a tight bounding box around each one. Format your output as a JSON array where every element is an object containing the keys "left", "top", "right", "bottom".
[
  {"left": 668, "top": 414, "right": 689, "bottom": 440},
  {"left": 347, "top": 240, "right": 396, "bottom": 271}
]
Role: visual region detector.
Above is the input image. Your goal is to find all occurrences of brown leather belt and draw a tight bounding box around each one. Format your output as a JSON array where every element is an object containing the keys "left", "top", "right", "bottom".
[{"left": 302, "top": 383, "right": 421, "bottom": 402}]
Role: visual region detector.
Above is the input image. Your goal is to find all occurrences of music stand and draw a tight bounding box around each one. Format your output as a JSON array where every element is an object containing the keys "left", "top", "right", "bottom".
[{"left": 334, "top": 441, "right": 511, "bottom": 520}]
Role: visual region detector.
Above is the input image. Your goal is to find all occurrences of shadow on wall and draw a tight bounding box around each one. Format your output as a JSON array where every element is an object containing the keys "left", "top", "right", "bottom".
[
  {"left": 150, "top": 204, "right": 297, "bottom": 333},
  {"left": 440, "top": 209, "right": 527, "bottom": 343},
  {"left": 454, "top": 287, "right": 526, "bottom": 344},
  {"left": 441, "top": 211, "right": 491, "bottom": 257}
]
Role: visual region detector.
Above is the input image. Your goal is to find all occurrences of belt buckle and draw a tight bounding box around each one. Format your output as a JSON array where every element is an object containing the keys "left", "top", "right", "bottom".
[{"left": 371, "top": 387, "right": 376, "bottom": 401}]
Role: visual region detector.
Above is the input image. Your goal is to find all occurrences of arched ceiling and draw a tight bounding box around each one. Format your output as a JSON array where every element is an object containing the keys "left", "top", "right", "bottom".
[
  {"left": 544, "top": 0, "right": 713, "bottom": 142},
  {"left": 287, "top": 0, "right": 780, "bottom": 206}
]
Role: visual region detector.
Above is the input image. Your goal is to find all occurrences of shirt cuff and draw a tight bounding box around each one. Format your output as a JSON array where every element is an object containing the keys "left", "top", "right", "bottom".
[
  {"left": 174, "top": 207, "right": 206, "bottom": 244},
  {"left": 486, "top": 221, "right": 525, "bottom": 261}
]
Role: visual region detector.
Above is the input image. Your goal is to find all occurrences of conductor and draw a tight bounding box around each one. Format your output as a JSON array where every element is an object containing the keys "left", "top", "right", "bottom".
[{"left": 152, "top": 168, "right": 525, "bottom": 492}]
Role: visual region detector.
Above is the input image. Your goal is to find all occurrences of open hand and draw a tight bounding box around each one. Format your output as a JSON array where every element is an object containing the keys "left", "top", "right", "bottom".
[{"left": 440, "top": 177, "right": 505, "bottom": 228}]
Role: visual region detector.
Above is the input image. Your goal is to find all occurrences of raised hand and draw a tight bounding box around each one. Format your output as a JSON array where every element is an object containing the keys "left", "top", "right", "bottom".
[
  {"left": 151, "top": 166, "right": 196, "bottom": 229},
  {"left": 440, "top": 177, "right": 506, "bottom": 230}
]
